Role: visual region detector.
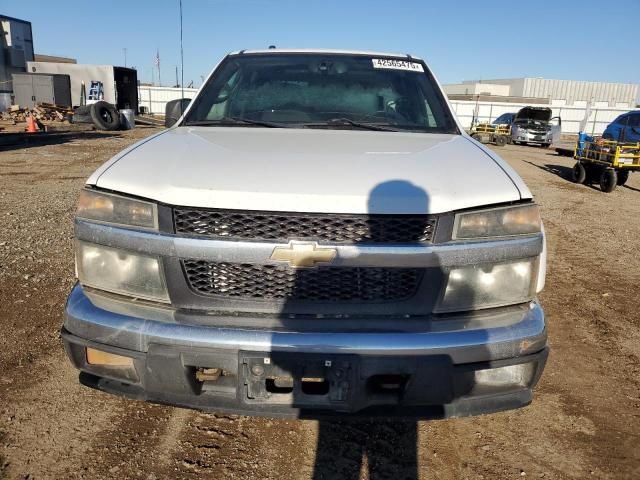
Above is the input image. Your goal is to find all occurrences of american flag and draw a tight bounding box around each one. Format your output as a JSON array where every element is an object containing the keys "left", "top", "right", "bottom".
[{"left": 154, "top": 50, "right": 160, "bottom": 67}]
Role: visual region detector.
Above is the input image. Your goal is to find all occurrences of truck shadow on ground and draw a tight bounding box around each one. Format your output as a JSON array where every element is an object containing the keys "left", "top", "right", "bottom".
[{"left": 0, "top": 131, "right": 122, "bottom": 151}]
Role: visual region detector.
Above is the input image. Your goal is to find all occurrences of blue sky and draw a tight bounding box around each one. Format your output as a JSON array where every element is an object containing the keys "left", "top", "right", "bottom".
[{"left": 5, "top": 0, "right": 640, "bottom": 89}]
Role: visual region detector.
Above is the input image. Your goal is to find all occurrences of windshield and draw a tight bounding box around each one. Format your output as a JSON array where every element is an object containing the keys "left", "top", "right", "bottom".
[
  {"left": 184, "top": 53, "right": 458, "bottom": 134},
  {"left": 493, "top": 114, "right": 513, "bottom": 124}
]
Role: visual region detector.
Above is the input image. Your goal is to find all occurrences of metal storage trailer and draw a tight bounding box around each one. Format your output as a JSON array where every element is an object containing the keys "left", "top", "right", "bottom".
[
  {"left": 12, "top": 73, "right": 72, "bottom": 107},
  {"left": 26, "top": 62, "right": 139, "bottom": 112}
]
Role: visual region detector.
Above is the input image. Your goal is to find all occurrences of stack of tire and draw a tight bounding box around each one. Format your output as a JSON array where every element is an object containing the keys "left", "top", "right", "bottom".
[{"left": 71, "top": 101, "right": 121, "bottom": 131}]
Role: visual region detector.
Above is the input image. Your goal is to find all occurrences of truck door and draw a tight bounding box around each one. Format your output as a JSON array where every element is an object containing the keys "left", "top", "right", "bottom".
[{"left": 549, "top": 116, "right": 562, "bottom": 144}]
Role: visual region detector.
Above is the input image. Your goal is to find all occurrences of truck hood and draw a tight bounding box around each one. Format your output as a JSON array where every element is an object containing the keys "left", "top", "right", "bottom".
[{"left": 90, "top": 127, "right": 526, "bottom": 214}]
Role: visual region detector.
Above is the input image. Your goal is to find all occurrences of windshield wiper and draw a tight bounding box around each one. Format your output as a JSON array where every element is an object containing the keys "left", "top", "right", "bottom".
[
  {"left": 186, "top": 116, "right": 403, "bottom": 131},
  {"left": 303, "top": 118, "right": 402, "bottom": 132},
  {"left": 184, "top": 117, "right": 291, "bottom": 128}
]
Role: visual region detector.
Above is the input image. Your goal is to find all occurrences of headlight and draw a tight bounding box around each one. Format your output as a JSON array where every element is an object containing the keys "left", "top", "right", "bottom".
[
  {"left": 75, "top": 241, "right": 169, "bottom": 303},
  {"left": 77, "top": 189, "right": 158, "bottom": 230},
  {"left": 454, "top": 204, "right": 541, "bottom": 239},
  {"left": 435, "top": 258, "right": 537, "bottom": 313}
]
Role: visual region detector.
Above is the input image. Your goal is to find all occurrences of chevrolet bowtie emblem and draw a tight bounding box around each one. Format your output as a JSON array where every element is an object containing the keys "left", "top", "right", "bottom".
[{"left": 270, "top": 242, "right": 337, "bottom": 268}]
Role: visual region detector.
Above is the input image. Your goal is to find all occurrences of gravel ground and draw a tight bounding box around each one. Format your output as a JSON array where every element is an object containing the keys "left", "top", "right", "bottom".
[{"left": 0, "top": 129, "right": 639, "bottom": 479}]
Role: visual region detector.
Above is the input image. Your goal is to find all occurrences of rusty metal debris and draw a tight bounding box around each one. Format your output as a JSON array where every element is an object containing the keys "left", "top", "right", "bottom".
[{"left": 195, "top": 367, "right": 222, "bottom": 382}]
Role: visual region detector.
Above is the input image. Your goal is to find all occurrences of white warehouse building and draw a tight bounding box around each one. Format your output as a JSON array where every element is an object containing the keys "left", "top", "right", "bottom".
[{"left": 444, "top": 77, "right": 639, "bottom": 108}]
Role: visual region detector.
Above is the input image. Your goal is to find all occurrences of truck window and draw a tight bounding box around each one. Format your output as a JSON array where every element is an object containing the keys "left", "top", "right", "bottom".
[{"left": 186, "top": 54, "right": 458, "bottom": 134}]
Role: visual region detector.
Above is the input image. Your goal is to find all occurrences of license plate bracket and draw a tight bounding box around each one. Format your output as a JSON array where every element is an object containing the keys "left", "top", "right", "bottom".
[{"left": 240, "top": 351, "right": 356, "bottom": 408}]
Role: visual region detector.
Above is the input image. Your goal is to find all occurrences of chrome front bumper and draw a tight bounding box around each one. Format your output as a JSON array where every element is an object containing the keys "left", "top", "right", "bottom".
[
  {"left": 62, "top": 285, "right": 548, "bottom": 418},
  {"left": 65, "top": 284, "right": 546, "bottom": 362}
]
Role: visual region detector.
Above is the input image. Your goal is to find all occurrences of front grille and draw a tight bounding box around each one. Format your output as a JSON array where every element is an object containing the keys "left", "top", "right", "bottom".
[
  {"left": 173, "top": 208, "right": 436, "bottom": 243},
  {"left": 182, "top": 260, "right": 421, "bottom": 302}
]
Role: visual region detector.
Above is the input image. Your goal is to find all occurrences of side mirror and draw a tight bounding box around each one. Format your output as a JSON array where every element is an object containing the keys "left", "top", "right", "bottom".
[{"left": 165, "top": 98, "right": 191, "bottom": 128}]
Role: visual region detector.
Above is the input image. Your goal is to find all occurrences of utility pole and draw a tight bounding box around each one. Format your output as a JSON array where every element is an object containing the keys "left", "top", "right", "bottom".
[
  {"left": 155, "top": 49, "right": 161, "bottom": 86},
  {"left": 123, "top": 48, "right": 127, "bottom": 67},
  {"left": 175, "top": 65, "right": 179, "bottom": 87}
]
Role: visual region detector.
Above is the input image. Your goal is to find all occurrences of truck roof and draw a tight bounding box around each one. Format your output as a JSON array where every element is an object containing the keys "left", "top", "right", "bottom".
[{"left": 228, "top": 48, "right": 422, "bottom": 60}]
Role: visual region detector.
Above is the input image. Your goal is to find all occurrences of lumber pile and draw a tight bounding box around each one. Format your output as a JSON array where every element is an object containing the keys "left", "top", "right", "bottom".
[{"left": 1, "top": 103, "right": 73, "bottom": 124}]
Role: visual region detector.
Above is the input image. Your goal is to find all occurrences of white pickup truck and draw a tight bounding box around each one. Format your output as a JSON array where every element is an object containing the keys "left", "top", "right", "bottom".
[{"left": 62, "top": 49, "right": 548, "bottom": 418}]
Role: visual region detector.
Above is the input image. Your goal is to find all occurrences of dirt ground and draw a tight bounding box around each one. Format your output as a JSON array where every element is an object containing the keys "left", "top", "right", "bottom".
[{"left": 0, "top": 128, "right": 639, "bottom": 480}]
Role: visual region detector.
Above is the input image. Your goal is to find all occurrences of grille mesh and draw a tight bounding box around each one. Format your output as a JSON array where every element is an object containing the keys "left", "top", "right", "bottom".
[
  {"left": 173, "top": 208, "right": 436, "bottom": 243},
  {"left": 183, "top": 260, "right": 421, "bottom": 302}
]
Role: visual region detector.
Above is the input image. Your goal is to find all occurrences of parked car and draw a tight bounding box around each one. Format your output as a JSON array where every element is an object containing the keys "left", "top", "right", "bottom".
[
  {"left": 62, "top": 49, "right": 548, "bottom": 419},
  {"left": 492, "top": 112, "right": 515, "bottom": 126},
  {"left": 602, "top": 110, "right": 640, "bottom": 143},
  {"left": 494, "top": 107, "right": 561, "bottom": 147}
]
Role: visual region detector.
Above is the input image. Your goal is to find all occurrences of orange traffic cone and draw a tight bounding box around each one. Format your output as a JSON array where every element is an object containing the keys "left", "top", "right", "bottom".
[{"left": 26, "top": 115, "right": 38, "bottom": 133}]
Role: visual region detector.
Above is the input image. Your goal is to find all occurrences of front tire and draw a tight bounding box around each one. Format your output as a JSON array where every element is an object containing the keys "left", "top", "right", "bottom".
[
  {"left": 599, "top": 168, "right": 617, "bottom": 192},
  {"left": 494, "top": 135, "right": 507, "bottom": 147},
  {"left": 572, "top": 162, "right": 586, "bottom": 184}
]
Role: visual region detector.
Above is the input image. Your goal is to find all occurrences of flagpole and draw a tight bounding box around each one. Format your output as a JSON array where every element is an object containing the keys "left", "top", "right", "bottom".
[{"left": 179, "top": 0, "right": 184, "bottom": 100}]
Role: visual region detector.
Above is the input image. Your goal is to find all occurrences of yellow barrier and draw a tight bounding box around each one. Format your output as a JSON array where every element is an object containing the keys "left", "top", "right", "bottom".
[{"left": 471, "top": 123, "right": 511, "bottom": 136}]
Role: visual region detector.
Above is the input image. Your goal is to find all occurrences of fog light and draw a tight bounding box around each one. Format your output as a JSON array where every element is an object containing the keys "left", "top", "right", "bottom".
[
  {"left": 474, "top": 363, "right": 535, "bottom": 388},
  {"left": 86, "top": 347, "right": 134, "bottom": 367}
]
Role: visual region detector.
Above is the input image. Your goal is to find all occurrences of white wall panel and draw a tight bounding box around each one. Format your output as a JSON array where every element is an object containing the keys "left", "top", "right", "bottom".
[
  {"left": 137, "top": 86, "right": 199, "bottom": 114},
  {"left": 450, "top": 99, "right": 632, "bottom": 135}
]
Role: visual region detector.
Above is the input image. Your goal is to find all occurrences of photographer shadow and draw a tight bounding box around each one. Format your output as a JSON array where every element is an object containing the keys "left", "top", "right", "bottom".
[
  {"left": 267, "top": 180, "right": 456, "bottom": 479},
  {"left": 312, "top": 180, "right": 429, "bottom": 479}
]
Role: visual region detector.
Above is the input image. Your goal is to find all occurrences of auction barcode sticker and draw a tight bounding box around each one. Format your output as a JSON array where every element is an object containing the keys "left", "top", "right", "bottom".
[{"left": 372, "top": 58, "right": 424, "bottom": 72}]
